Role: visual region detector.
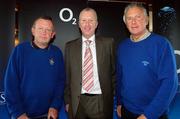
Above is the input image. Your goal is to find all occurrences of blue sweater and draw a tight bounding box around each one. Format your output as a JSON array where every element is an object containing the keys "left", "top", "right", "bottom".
[
  {"left": 4, "top": 42, "right": 65, "bottom": 118},
  {"left": 116, "top": 33, "right": 178, "bottom": 119}
]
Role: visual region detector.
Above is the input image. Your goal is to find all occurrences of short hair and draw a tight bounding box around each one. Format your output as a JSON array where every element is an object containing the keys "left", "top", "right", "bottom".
[
  {"left": 123, "top": 3, "right": 148, "bottom": 22},
  {"left": 79, "top": 7, "right": 98, "bottom": 21},
  {"left": 31, "top": 16, "right": 55, "bottom": 42},
  {"left": 32, "top": 16, "right": 54, "bottom": 30}
]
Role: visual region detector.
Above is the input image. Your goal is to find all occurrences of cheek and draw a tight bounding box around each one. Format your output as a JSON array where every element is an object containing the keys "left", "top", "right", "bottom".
[
  {"left": 126, "top": 24, "right": 131, "bottom": 30},
  {"left": 79, "top": 24, "right": 84, "bottom": 29}
]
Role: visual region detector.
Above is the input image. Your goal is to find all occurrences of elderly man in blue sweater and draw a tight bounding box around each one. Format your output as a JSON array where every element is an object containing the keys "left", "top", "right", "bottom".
[
  {"left": 116, "top": 3, "right": 178, "bottom": 119},
  {"left": 4, "top": 16, "right": 65, "bottom": 119}
]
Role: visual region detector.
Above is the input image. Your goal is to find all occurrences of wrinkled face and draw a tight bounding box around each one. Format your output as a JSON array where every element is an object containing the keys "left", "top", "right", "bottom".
[
  {"left": 79, "top": 10, "right": 98, "bottom": 39},
  {"left": 124, "top": 6, "right": 148, "bottom": 38},
  {"left": 31, "top": 19, "right": 55, "bottom": 47}
]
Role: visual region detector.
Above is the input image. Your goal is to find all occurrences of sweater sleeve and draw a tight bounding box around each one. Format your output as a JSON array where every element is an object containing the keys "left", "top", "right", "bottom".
[
  {"left": 50, "top": 49, "right": 65, "bottom": 111},
  {"left": 4, "top": 47, "right": 25, "bottom": 118},
  {"left": 144, "top": 41, "right": 178, "bottom": 119}
]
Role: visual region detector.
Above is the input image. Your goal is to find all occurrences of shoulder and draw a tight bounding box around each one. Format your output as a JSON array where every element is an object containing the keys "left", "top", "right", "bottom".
[
  {"left": 95, "top": 36, "right": 114, "bottom": 46},
  {"left": 148, "top": 33, "right": 173, "bottom": 49},
  {"left": 9, "top": 41, "right": 31, "bottom": 60},
  {"left": 96, "top": 36, "right": 114, "bottom": 42},
  {"left": 50, "top": 44, "right": 63, "bottom": 54},
  {"left": 13, "top": 41, "right": 31, "bottom": 52},
  {"left": 50, "top": 44, "right": 60, "bottom": 50},
  {"left": 65, "top": 38, "right": 81, "bottom": 47},
  {"left": 16, "top": 41, "right": 30, "bottom": 48},
  {"left": 118, "top": 37, "right": 130, "bottom": 48},
  {"left": 149, "top": 33, "right": 169, "bottom": 44}
]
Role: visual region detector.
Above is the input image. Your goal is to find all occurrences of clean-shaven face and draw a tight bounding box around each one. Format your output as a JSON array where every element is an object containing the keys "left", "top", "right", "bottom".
[
  {"left": 125, "top": 6, "right": 148, "bottom": 38},
  {"left": 32, "top": 19, "right": 55, "bottom": 48},
  {"left": 79, "top": 10, "right": 98, "bottom": 39}
]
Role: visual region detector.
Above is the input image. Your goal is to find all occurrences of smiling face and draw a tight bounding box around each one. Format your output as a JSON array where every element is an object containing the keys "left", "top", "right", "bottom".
[
  {"left": 124, "top": 6, "right": 148, "bottom": 39},
  {"left": 79, "top": 8, "right": 98, "bottom": 39},
  {"left": 31, "top": 18, "right": 55, "bottom": 48}
]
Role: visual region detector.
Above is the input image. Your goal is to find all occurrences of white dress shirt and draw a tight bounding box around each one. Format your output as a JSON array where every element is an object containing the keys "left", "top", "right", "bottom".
[{"left": 81, "top": 35, "right": 102, "bottom": 94}]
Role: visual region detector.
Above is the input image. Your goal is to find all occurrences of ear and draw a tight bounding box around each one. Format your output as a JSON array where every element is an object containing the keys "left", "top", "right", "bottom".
[
  {"left": 145, "top": 16, "right": 149, "bottom": 25},
  {"left": 51, "top": 31, "right": 56, "bottom": 38},
  {"left": 123, "top": 15, "right": 126, "bottom": 23},
  {"left": 95, "top": 21, "right": 98, "bottom": 28},
  {"left": 31, "top": 27, "right": 35, "bottom": 36}
]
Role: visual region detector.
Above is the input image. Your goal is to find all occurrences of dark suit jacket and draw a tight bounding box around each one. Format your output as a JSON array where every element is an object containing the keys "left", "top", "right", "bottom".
[{"left": 64, "top": 36, "right": 115, "bottom": 119}]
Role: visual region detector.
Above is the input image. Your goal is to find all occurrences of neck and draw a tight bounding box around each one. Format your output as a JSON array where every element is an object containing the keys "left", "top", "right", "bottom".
[
  {"left": 33, "top": 40, "right": 49, "bottom": 49},
  {"left": 83, "top": 34, "right": 94, "bottom": 40},
  {"left": 131, "top": 30, "right": 148, "bottom": 42}
]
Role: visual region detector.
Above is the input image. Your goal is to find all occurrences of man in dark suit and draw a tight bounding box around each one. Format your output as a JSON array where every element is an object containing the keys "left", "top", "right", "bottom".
[{"left": 64, "top": 7, "right": 115, "bottom": 119}]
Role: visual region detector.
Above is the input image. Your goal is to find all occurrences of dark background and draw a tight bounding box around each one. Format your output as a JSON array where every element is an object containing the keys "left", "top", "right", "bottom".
[{"left": 0, "top": 0, "right": 179, "bottom": 118}]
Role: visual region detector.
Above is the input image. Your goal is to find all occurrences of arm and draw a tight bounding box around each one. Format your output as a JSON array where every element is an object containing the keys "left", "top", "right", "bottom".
[
  {"left": 110, "top": 38, "right": 116, "bottom": 95},
  {"left": 4, "top": 47, "right": 26, "bottom": 118},
  {"left": 50, "top": 50, "right": 66, "bottom": 112},
  {"left": 143, "top": 41, "right": 178, "bottom": 119},
  {"left": 64, "top": 43, "right": 71, "bottom": 112},
  {"left": 116, "top": 45, "right": 123, "bottom": 117}
]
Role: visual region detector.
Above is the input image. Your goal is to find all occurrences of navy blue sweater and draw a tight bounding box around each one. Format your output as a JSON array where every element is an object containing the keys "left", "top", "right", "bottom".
[
  {"left": 4, "top": 42, "right": 65, "bottom": 118},
  {"left": 116, "top": 33, "right": 178, "bottom": 119}
]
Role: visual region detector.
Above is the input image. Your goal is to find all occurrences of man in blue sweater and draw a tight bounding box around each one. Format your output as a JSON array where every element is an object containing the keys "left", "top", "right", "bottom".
[
  {"left": 116, "top": 3, "right": 178, "bottom": 119},
  {"left": 4, "top": 16, "right": 65, "bottom": 119}
]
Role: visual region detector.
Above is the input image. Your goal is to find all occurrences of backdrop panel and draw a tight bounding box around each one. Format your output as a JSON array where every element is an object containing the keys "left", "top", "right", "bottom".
[
  {"left": 153, "top": 0, "right": 180, "bottom": 118},
  {"left": 0, "top": 0, "right": 15, "bottom": 119},
  {"left": 3, "top": 0, "right": 180, "bottom": 119}
]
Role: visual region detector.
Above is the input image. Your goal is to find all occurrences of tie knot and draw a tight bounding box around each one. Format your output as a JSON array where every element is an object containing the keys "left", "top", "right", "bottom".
[{"left": 85, "top": 40, "right": 91, "bottom": 47}]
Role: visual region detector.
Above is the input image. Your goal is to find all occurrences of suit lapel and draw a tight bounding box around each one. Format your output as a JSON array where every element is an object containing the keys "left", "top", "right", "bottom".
[
  {"left": 75, "top": 38, "right": 82, "bottom": 78},
  {"left": 95, "top": 37, "right": 103, "bottom": 78}
]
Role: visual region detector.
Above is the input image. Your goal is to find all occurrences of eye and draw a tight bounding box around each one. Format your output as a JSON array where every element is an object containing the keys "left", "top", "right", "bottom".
[
  {"left": 46, "top": 29, "right": 53, "bottom": 33},
  {"left": 37, "top": 28, "right": 43, "bottom": 31},
  {"left": 126, "top": 17, "right": 132, "bottom": 21},
  {"left": 135, "top": 15, "right": 142, "bottom": 20}
]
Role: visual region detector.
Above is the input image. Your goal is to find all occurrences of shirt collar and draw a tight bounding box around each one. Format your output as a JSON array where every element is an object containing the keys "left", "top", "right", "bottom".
[
  {"left": 130, "top": 30, "right": 151, "bottom": 42},
  {"left": 82, "top": 35, "right": 95, "bottom": 43},
  {"left": 31, "top": 40, "right": 49, "bottom": 50}
]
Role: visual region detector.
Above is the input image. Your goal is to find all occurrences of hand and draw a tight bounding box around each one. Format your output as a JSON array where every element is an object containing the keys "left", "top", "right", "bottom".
[
  {"left": 116, "top": 105, "right": 122, "bottom": 117},
  {"left": 17, "top": 113, "right": 29, "bottom": 119},
  {"left": 65, "top": 104, "right": 69, "bottom": 112},
  {"left": 137, "top": 114, "right": 147, "bottom": 119},
  {"left": 48, "top": 108, "right": 58, "bottom": 119}
]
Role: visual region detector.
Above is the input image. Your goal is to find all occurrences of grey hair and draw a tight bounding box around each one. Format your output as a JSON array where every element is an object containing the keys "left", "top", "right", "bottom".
[{"left": 123, "top": 3, "right": 148, "bottom": 23}]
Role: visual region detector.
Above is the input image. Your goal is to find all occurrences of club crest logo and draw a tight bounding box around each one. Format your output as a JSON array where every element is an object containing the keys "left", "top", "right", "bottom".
[{"left": 49, "top": 58, "right": 55, "bottom": 66}]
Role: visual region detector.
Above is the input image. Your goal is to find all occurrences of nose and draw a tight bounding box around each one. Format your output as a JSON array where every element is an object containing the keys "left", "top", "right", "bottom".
[
  {"left": 131, "top": 18, "right": 137, "bottom": 24},
  {"left": 84, "top": 21, "right": 91, "bottom": 26}
]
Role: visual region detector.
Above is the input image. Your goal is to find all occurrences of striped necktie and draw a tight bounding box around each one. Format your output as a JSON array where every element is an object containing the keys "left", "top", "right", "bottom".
[{"left": 82, "top": 40, "right": 94, "bottom": 92}]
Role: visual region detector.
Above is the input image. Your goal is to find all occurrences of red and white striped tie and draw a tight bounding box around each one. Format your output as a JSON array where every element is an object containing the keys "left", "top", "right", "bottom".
[{"left": 82, "top": 40, "right": 94, "bottom": 92}]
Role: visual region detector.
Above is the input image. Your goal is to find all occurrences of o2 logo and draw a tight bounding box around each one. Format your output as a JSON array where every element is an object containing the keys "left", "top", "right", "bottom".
[
  {"left": 0, "top": 91, "right": 6, "bottom": 105},
  {"left": 59, "top": 8, "right": 77, "bottom": 25}
]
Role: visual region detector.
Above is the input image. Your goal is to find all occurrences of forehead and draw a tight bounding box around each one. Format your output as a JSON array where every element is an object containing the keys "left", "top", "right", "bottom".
[
  {"left": 34, "top": 19, "right": 53, "bottom": 27},
  {"left": 126, "top": 7, "right": 144, "bottom": 16},
  {"left": 79, "top": 10, "right": 97, "bottom": 19}
]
